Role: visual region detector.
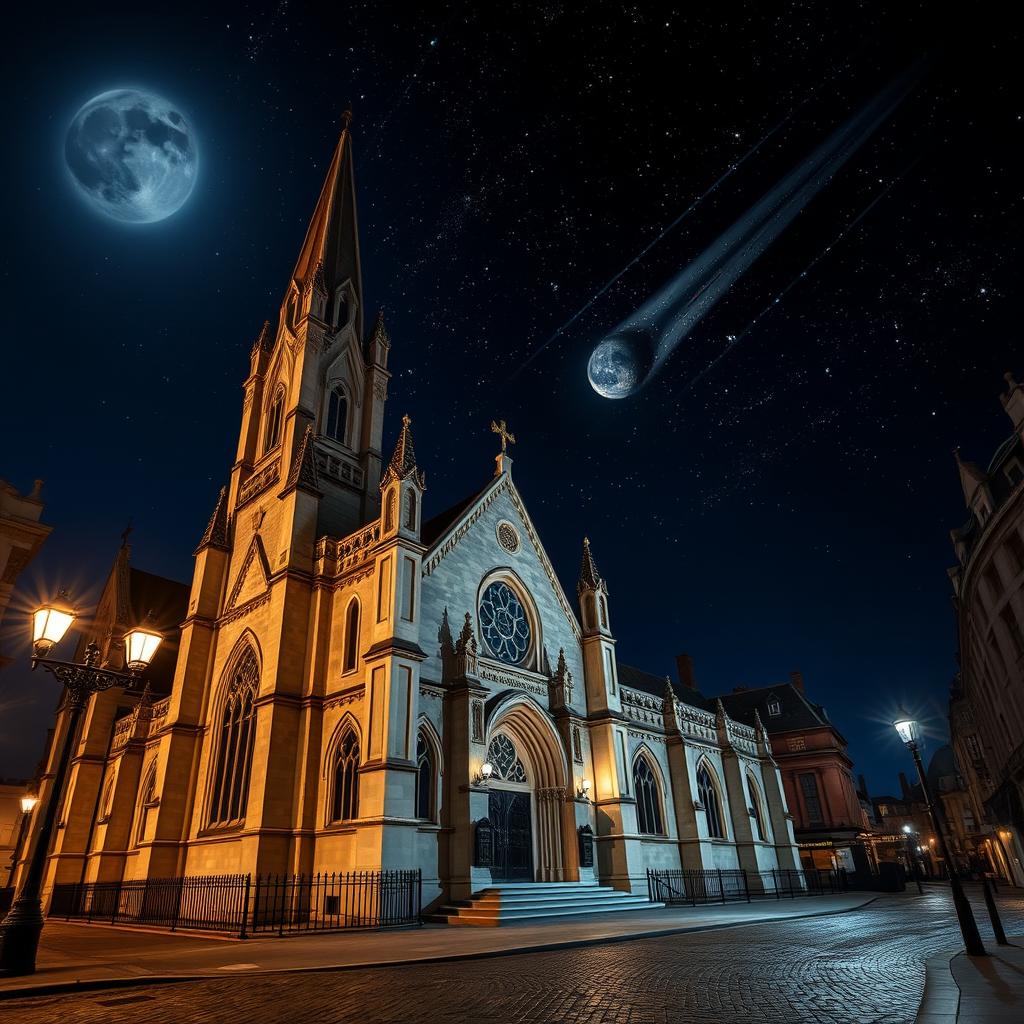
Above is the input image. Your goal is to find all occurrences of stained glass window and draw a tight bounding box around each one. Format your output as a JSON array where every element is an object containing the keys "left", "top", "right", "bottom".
[
  {"left": 486, "top": 734, "right": 527, "bottom": 783},
  {"left": 479, "top": 581, "right": 531, "bottom": 665}
]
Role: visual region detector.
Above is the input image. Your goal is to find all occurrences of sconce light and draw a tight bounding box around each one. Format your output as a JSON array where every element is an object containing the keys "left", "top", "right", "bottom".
[
  {"left": 576, "top": 778, "right": 592, "bottom": 801},
  {"left": 474, "top": 761, "right": 494, "bottom": 786}
]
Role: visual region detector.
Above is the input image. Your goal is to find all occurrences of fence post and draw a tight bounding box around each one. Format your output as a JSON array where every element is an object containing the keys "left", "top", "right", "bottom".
[
  {"left": 774, "top": 869, "right": 780, "bottom": 900},
  {"left": 239, "top": 874, "right": 251, "bottom": 939},
  {"left": 743, "top": 870, "right": 751, "bottom": 903}
]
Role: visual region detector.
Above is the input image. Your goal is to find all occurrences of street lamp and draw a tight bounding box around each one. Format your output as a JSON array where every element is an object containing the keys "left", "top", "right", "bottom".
[
  {"left": 0, "top": 600, "right": 163, "bottom": 977},
  {"left": 4, "top": 795, "right": 39, "bottom": 890},
  {"left": 901, "top": 823, "right": 924, "bottom": 894},
  {"left": 892, "top": 709, "right": 986, "bottom": 957}
]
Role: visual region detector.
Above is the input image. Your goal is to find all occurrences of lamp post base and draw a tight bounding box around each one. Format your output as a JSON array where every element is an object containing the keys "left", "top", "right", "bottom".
[{"left": 0, "top": 895, "right": 45, "bottom": 976}]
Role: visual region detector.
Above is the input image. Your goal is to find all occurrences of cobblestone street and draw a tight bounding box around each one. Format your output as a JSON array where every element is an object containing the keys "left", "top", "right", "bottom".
[{"left": 4, "top": 889, "right": 1023, "bottom": 1024}]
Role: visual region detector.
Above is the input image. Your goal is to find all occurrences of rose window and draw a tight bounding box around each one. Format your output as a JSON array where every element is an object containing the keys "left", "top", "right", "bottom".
[{"left": 479, "top": 581, "right": 531, "bottom": 665}]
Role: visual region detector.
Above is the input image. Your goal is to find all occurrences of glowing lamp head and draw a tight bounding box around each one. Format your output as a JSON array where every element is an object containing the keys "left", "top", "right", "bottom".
[
  {"left": 893, "top": 710, "right": 921, "bottom": 748},
  {"left": 480, "top": 761, "right": 494, "bottom": 781},
  {"left": 582, "top": 778, "right": 592, "bottom": 796},
  {"left": 31, "top": 599, "right": 76, "bottom": 657},
  {"left": 902, "top": 824, "right": 912, "bottom": 834},
  {"left": 124, "top": 626, "right": 163, "bottom": 672},
  {"left": 20, "top": 793, "right": 39, "bottom": 814}
]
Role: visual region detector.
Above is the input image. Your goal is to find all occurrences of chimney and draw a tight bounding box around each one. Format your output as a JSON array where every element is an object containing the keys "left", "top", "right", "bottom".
[
  {"left": 899, "top": 771, "right": 913, "bottom": 801},
  {"left": 676, "top": 653, "right": 696, "bottom": 690},
  {"left": 789, "top": 670, "right": 804, "bottom": 693}
]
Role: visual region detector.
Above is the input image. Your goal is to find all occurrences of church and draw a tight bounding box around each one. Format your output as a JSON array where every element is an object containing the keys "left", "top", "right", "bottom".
[{"left": 32, "top": 120, "right": 801, "bottom": 919}]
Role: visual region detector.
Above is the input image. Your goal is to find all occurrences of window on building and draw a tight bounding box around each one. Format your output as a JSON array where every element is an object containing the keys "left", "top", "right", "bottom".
[
  {"left": 209, "top": 647, "right": 259, "bottom": 827},
  {"left": 999, "top": 603, "right": 1024, "bottom": 657},
  {"left": 135, "top": 765, "right": 158, "bottom": 846},
  {"left": 415, "top": 732, "right": 436, "bottom": 821},
  {"left": 342, "top": 598, "right": 360, "bottom": 674},
  {"left": 1007, "top": 531, "right": 1024, "bottom": 576},
  {"left": 326, "top": 385, "right": 348, "bottom": 444},
  {"left": 747, "top": 774, "right": 767, "bottom": 841},
  {"left": 799, "top": 772, "right": 825, "bottom": 827},
  {"left": 697, "top": 762, "right": 725, "bottom": 839},
  {"left": 331, "top": 729, "right": 360, "bottom": 821},
  {"left": 384, "top": 491, "right": 396, "bottom": 533},
  {"left": 633, "top": 755, "right": 665, "bottom": 835},
  {"left": 599, "top": 596, "right": 608, "bottom": 629},
  {"left": 766, "top": 694, "right": 781, "bottom": 717},
  {"left": 984, "top": 562, "right": 1003, "bottom": 602},
  {"left": 404, "top": 490, "right": 417, "bottom": 530},
  {"left": 265, "top": 389, "right": 284, "bottom": 452}
]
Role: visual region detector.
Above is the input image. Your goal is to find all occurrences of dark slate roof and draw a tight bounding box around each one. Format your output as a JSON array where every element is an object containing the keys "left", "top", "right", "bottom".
[
  {"left": 617, "top": 663, "right": 711, "bottom": 711},
  {"left": 955, "top": 431, "right": 1023, "bottom": 560},
  {"left": 128, "top": 568, "right": 189, "bottom": 696},
  {"left": 718, "top": 682, "right": 833, "bottom": 735},
  {"left": 421, "top": 486, "right": 489, "bottom": 547}
]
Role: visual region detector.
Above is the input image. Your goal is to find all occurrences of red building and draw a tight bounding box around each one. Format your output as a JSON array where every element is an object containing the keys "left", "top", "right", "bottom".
[{"left": 721, "top": 672, "right": 872, "bottom": 874}]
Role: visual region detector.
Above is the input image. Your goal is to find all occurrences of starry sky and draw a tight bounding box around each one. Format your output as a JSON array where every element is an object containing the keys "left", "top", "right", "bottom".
[{"left": 1, "top": 2, "right": 1020, "bottom": 797}]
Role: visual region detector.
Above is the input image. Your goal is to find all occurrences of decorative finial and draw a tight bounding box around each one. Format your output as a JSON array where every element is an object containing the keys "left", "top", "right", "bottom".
[
  {"left": 402, "top": 413, "right": 411, "bottom": 429},
  {"left": 120, "top": 519, "right": 133, "bottom": 549},
  {"left": 341, "top": 107, "right": 353, "bottom": 130},
  {"left": 490, "top": 419, "right": 517, "bottom": 454}
]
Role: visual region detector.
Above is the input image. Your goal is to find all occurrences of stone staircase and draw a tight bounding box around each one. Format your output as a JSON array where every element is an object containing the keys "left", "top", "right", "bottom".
[{"left": 427, "top": 882, "right": 664, "bottom": 926}]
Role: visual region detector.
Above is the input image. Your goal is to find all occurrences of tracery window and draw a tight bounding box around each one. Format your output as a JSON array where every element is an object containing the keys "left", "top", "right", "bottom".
[
  {"left": 747, "top": 773, "right": 768, "bottom": 841},
  {"left": 633, "top": 755, "right": 664, "bottom": 835},
  {"left": 415, "top": 732, "right": 437, "bottom": 820},
  {"left": 486, "top": 734, "right": 527, "bottom": 783},
  {"left": 135, "top": 764, "right": 158, "bottom": 846},
  {"left": 479, "top": 581, "right": 531, "bottom": 665},
  {"left": 697, "top": 761, "right": 725, "bottom": 839},
  {"left": 342, "top": 598, "right": 360, "bottom": 674},
  {"left": 209, "top": 647, "right": 259, "bottom": 827},
  {"left": 331, "top": 729, "right": 360, "bottom": 822},
  {"left": 326, "top": 385, "right": 348, "bottom": 443},
  {"left": 265, "top": 388, "right": 284, "bottom": 452}
]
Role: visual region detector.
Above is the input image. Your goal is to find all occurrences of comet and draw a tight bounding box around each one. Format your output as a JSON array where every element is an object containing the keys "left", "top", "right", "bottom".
[{"left": 587, "top": 63, "right": 925, "bottom": 399}]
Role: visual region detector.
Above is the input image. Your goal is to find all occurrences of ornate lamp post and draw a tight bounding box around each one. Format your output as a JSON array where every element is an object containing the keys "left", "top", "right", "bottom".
[
  {"left": 893, "top": 710, "right": 986, "bottom": 957},
  {"left": 902, "top": 823, "right": 924, "bottom": 894},
  {"left": 4, "top": 794, "right": 38, "bottom": 889},
  {"left": 0, "top": 598, "right": 162, "bottom": 976}
]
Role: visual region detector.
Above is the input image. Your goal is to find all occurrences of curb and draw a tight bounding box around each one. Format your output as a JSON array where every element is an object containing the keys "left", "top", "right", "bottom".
[
  {"left": 914, "top": 949, "right": 962, "bottom": 1023},
  {"left": 1, "top": 895, "right": 878, "bottom": 1002}
]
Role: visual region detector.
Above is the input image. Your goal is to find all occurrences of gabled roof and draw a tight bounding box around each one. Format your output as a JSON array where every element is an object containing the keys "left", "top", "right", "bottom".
[
  {"left": 617, "top": 663, "right": 712, "bottom": 711},
  {"left": 421, "top": 489, "right": 486, "bottom": 547},
  {"left": 719, "top": 681, "right": 835, "bottom": 736}
]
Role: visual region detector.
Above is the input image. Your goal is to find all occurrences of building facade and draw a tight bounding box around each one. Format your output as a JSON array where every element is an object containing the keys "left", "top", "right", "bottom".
[
  {"left": 948, "top": 373, "right": 1024, "bottom": 887},
  {"left": 21, "top": 124, "right": 802, "bottom": 912},
  {"left": 718, "top": 675, "right": 872, "bottom": 875},
  {"left": 0, "top": 478, "right": 51, "bottom": 672}
]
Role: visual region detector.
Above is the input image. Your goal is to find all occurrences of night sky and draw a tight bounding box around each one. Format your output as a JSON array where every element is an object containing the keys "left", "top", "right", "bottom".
[{"left": 1, "top": 3, "right": 1020, "bottom": 798}]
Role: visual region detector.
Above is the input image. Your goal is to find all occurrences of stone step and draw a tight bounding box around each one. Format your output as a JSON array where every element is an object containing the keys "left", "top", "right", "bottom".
[
  {"left": 428, "top": 897, "right": 663, "bottom": 926},
  {"left": 465, "top": 890, "right": 641, "bottom": 907}
]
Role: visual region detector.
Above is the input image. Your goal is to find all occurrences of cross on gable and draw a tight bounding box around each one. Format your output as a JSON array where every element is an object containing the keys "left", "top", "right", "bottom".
[{"left": 490, "top": 419, "right": 516, "bottom": 453}]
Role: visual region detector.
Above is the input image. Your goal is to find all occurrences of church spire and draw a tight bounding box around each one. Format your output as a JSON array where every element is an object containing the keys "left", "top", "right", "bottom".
[
  {"left": 288, "top": 111, "right": 363, "bottom": 335},
  {"left": 382, "top": 414, "right": 425, "bottom": 489},
  {"left": 578, "top": 537, "right": 606, "bottom": 596},
  {"left": 953, "top": 447, "right": 986, "bottom": 507}
]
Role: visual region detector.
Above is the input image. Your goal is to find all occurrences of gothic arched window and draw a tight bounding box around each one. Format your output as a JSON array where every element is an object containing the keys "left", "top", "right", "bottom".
[
  {"left": 747, "top": 773, "right": 768, "bottom": 842},
  {"left": 209, "top": 647, "right": 259, "bottom": 827},
  {"left": 404, "top": 490, "right": 417, "bottom": 530},
  {"left": 697, "top": 761, "right": 725, "bottom": 839},
  {"left": 599, "top": 596, "right": 608, "bottom": 629},
  {"left": 633, "top": 754, "right": 664, "bottom": 835},
  {"left": 331, "top": 729, "right": 360, "bottom": 822},
  {"left": 384, "top": 490, "right": 396, "bottom": 533},
  {"left": 342, "top": 598, "right": 360, "bottom": 674},
  {"left": 326, "top": 385, "right": 348, "bottom": 444},
  {"left": 415, "top": 731, "right": 437, "bottom": 821},
  {"left": 486, "top": 733, "right": 527, "bottom": 783},
  {"left": 135, "top": 763, "right": 158, "bottom": 846},
  {"left": 265, "top": 388, "right": 285, "bottom": 452}
]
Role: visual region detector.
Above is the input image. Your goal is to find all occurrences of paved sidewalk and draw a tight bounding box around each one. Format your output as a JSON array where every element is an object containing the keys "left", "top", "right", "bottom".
[
  {"left": 951, "top": 937, "right": 1024, "bottom": 1023},
  {"left": 0, "top": 893, "right": 873, "bottom": 999}
]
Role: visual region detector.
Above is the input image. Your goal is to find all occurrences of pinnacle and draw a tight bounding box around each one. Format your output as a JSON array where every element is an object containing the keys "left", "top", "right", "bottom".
[
  {"left": 381, "top": 414, "right": 425, "bottom": 489},
  {"left": 578, "top": 535, "right": 603, "bottom": 592}
]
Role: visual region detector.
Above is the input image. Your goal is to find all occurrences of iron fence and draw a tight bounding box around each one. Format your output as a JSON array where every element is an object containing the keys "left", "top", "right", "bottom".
[
  {"left": 50, "top": 868, "right": 421, "bottom": 937},
  {"left": 647, "top": 867, "right": 846, "bottom": 905}
]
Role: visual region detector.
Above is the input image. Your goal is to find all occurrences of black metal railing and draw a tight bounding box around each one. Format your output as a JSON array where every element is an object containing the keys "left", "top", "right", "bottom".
[
  {"left": 647, "top": 867, "right": 846, "bottom": 905},
  {"left": 50, "top": 868, "right": 421, "bottom": 937},
  {"left": 250, "top": 870, "right": 422, "bottom": 935}
]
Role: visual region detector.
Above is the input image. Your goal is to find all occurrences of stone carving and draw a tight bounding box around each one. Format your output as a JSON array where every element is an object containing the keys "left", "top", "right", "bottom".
[
  {"left": 238, "top": 459, "right": 280, "bottom": 507},
  {"left": 471, "top": 700, "right": 484, "bottom": 743},
  {"left": 548, "top": 647, "right": 574, "bottom": 710}
]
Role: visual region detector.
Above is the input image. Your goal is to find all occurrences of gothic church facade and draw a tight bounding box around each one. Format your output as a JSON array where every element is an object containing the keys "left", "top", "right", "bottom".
[{"left": 34, "top": 124, "right": 800, "bottom": 909}]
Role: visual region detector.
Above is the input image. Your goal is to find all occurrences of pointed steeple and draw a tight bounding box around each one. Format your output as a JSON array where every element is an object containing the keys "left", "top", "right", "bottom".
[
  {"left": 953, "top": 447, "right": 986, "bottom": 506},
  {"left": 381, "top": 414, "right": 425, "bottom": 489},
  {"left": 281, "top": 424, "right": 321, "bottom": 497},
  {"left": 577, "top": 537, "right": 607, "bottom": 596},
  {"left": 250, "top": 320, "right": 273, "bottom": 356},
  {"left": 195, "top": 486, "right": 230, "bottom": 554},
  {"left": 289, "top": 111, "right": 363, "bottom": 334}
]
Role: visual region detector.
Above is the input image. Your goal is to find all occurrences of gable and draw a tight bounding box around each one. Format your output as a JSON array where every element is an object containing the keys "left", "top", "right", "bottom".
[
  {"left": 422, "top": 474, "right": 581, "bottom": 644},
  {"left": 226, "top": 534, "right": 271, "bottom": 611}
]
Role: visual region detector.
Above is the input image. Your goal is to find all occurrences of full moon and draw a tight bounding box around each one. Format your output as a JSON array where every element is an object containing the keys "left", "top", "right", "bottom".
[
  {"left": 64, "top": 89, "right": 198, "bottom": 224},
  {"left": 587, "top": 333, "right": 650, "bottom": 399}
]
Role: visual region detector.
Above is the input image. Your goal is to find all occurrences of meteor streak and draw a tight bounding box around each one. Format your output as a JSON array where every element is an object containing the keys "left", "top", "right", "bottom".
[{"left": 587, "top": 62, "right": 925, "bottom": 399}]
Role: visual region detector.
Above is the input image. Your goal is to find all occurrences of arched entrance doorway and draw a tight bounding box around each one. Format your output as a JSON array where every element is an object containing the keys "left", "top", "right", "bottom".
[{"left": 485, "top": 696, "right": 572, "bottom": 882}]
